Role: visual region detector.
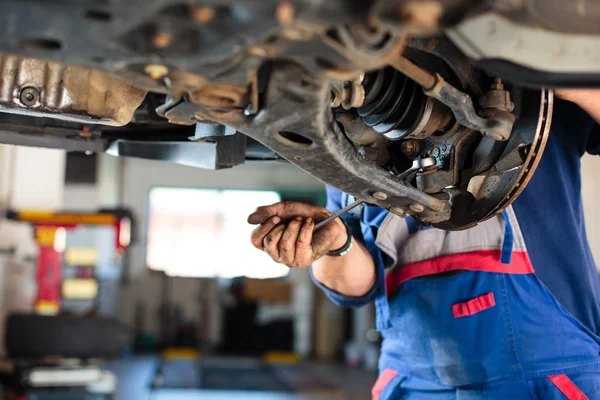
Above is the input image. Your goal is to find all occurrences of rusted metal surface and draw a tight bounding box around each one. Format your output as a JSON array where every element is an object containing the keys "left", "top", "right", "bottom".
[
  {"left": 195, "top": 63, "right": 452, "bottom": 223},
  {"left": 330, "top": 78, "right": 365, "bottom": 109},
  {"left": 335, "top": 113, "right": 379, "bottom": 146},
  {"left": 188, "top": 84, "right": 246, "bottom": 108},
  {"left": 0, "top": 54, "right": 146, "bottom": 126},
  {"left": 478, "top": 78, "right": 515, "bottom": 141},
  {"left": 0, "top": 1, "right": 557, "bottom": 230},
  {"left": 479, "top": 78, "right": 514, "bottom": 112},
  {"left": 321, "top": 32, "right": 408, "bottom": 75}
]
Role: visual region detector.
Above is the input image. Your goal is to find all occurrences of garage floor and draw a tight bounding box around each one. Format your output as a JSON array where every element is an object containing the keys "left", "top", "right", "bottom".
[{"left": 107, "top": 357, "right": 377, "bottom": 400}]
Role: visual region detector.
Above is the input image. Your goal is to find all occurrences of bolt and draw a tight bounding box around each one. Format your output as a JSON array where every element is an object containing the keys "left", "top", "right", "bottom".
[
  {"left": 144, "top": 64, "right": 169, "bottom": 80},
  {"left": 409, "top": 203, "right": 424, "bottom": 213},
  {"left": 275, "top": 0, "right": 295, "bottom": 26},
  {"left": 401, "top": 139, "right": 422, "bottom": 159},
  {"left": 390, "top": 207, "right": 405, "bottom": 217},
  {"left": 191, "top": 6, "right": 215, "bottom": 23},
  {"left": 372, "top": 191, "right": 388, "bottom": 201},
  {"left": 152, "top": 32, "right": 173, "bottom": 48},
  {"left": 431, "top": 147, "right": 440, "bottom": 157},
  {"left": 19, "top": 87, "right": 39, "bottom": 107},
  {"left": 491, "top": 77, "right": 504, "bottom": 90}
]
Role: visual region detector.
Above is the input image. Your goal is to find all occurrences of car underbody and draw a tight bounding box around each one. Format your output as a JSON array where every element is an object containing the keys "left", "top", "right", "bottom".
[{"left": 0, "top": 0, "right": 597, "bottom": 229}]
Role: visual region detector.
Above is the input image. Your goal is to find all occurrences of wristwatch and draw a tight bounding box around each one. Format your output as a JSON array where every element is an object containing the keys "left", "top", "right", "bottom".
[{"left": 326, "top": 218, "right": 353, "bottom": 257}]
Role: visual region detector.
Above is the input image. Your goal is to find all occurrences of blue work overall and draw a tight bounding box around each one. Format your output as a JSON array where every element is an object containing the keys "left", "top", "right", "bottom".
[{"left": 312, "top": 193, "right": 600, "bottom": 399}]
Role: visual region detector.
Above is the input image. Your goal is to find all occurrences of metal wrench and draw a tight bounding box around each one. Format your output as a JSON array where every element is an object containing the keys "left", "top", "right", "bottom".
[
  {"left": 396, "top": 156, "right": 436, "bottom": 181},
  {"left": 313, "top": 199, "right": 364, "bottom": 232}
]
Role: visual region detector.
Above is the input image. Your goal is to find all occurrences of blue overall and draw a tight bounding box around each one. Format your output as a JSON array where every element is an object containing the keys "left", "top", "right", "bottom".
[{"left": 311, "top": 99, "right": 600, "bottom": 399}]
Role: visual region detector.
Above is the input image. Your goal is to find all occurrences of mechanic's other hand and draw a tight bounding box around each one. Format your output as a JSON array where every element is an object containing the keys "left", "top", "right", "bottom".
[
  {"left": 248, "top": 201, "right": 348, "bottom": 268},
  {"left": 555, "top": 89, "right": 600, "bottom": 106}
]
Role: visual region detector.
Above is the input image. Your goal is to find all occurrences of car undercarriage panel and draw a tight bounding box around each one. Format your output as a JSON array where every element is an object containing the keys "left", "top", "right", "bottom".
[{"left": 0, "top": 0, "right": 592, "bottom": 229}]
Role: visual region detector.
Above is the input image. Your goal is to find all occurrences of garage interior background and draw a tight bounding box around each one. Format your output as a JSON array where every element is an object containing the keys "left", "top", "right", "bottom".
[{"left": 0, "top": 146, "right": 597, "bottom": 398}]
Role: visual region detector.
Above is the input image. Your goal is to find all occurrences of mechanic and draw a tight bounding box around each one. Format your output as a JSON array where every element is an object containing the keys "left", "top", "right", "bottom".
[{"left": 248, "top": 90, "right": 600, "bottom": 399}]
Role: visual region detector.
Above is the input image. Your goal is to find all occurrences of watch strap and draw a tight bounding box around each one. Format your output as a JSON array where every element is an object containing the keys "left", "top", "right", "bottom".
[{"left": 326, "top": 218, "right": 352, "bottom": 257}]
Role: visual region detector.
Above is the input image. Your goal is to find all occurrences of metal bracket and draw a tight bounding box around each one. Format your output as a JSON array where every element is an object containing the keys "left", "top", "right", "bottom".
[
  {"left": 106, "top": 133, "right": 246, "bottom": 170},
  {"left": 390, "top": 56, "right": 515, "bottom": 141},
  {"left": 189, "top": 123, "right": 236, "bottom": 141},
  {"left": 192, "top": 64, "right": 452, "bottom": 223}
]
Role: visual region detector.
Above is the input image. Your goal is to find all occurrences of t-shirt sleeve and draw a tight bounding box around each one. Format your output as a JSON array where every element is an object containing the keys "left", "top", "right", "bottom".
[
  {"left": 311, "top": 186, "right": 382, "bottom": 308},
  {"left": 552, "top": 99, "right": 600, "bottom": 156},
  {"left": 587, "top": 122, "right": 600, "bottom": 155},
  {"left": 569, "top": 99, "right": 600, "bottom": 155}
]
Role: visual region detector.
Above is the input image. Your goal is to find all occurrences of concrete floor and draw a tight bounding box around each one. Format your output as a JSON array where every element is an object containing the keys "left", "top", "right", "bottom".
[{"left": 107, "top": 356, "right": 377, "bottom": 400}]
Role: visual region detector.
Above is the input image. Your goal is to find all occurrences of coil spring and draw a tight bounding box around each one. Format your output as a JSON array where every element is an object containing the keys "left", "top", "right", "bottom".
[{"left": 358, "top": 67, "right": 427, "bottom": 137}]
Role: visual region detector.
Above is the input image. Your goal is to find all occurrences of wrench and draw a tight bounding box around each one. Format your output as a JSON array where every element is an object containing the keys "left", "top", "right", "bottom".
[
  {"left": 396, "top": 157, "right": 437, "bottom": 181},
  {"left": 313, "top": 199, "right": 364, "bottom": 232}
]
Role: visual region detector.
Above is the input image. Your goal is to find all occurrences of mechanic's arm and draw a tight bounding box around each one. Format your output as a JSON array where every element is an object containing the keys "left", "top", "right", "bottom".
[
  {"left": 248, "top": 202, "right": 375, "bottom": 297},
  {"left": 556, "top": 89, "right": 600, "bottom": 124}
]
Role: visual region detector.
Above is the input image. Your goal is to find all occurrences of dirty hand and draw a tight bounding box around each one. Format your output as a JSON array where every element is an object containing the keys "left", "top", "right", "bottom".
[{"left": 248, "top": 201, "right": 348, "bottom": 268}]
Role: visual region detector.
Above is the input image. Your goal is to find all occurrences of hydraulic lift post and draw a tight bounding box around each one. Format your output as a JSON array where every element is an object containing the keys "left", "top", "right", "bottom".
[{"left": 5, "top": 210, "right": 132, "bottom": 314}]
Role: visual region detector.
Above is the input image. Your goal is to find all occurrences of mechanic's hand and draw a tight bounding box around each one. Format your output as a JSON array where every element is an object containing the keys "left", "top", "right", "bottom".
[
  {"left": 555, "top": 89, "right": 600, "bottom": 105},
  {"left": 248, "top": 201, "right": 348, "bottom": 268}
]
